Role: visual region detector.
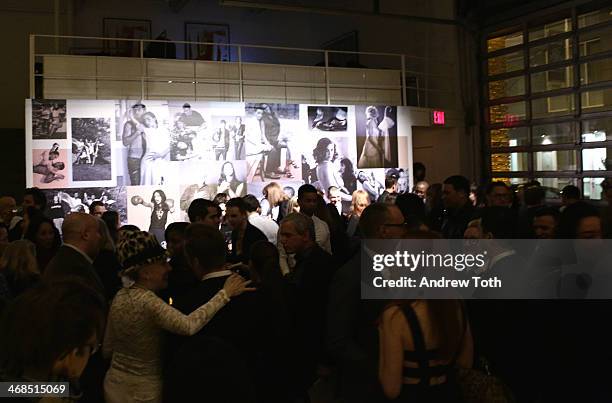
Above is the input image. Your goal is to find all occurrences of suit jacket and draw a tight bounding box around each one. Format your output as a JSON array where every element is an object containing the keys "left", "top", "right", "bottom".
[
  {"left": 229, "top": 222, "right": 268, "bottom": 264},
  {"left": 43, "top": 244, "right": 105, "bottom": 297},
  {"left": 172, "top": 272, "right": 274, "bottom": 399},
  {"left": 327, "top": 251, "right": 387, "bottom": 403}
]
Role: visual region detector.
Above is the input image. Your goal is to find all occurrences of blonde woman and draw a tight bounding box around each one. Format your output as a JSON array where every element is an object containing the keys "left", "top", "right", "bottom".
[
  {"left": 346, "top": 190, "right": 370, "bottom": 237},
  {"left": 261, "top": 182, "right": 289, "bottom": 223},
  {"left": 0, "top": 240, "right": 40, "bottom": 297}
]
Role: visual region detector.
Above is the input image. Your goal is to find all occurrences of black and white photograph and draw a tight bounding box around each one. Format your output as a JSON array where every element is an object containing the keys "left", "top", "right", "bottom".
[
  {"left": 116, "top": 100, "right": 172, "bottom": 186},
  {"left": 32, "top": 100, "right": 67, "bottom": 140},
  {"left": 356, "top": 105, "right": 398, "bottom": 169},
  {"left": 168, "top": 101, "right": 212, "bottom": 162},
  {"left": 178, "top": 160, "right": 247, "bottom": 220},
  {"left": 307, "top": 106, "right": 348, "bottom": 132},
  {"left": 244, "top": 103, "right": 301, "bottom": 182},
  {"left": 71, "top": 118, "right": 112, "bottom": 182},
  {"left": 42, "top": 186, "right": 128, "bottom": 230},
  {"left": 126, "top": 185, "right": 181, "bottom": 245},
  {"left": 302, "top": 136, "right": 355, "bottom": 203},
  {"left": 207, "top": 116, "right": 246, "bottom": 160},
  {"left": 32, "top": 145, "right": 69, "bottom": 188},
  {"left": 355, "top": 168, "right": 385, "bottom": 203}
]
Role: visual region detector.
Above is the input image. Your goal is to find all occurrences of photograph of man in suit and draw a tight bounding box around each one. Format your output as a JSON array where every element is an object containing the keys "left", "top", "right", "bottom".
[{"left": 122, "top": 103, "right": 146, "bottom": 185}]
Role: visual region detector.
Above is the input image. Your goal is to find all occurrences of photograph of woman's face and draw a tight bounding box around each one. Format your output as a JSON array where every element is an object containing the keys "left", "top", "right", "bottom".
[
  {"left": 153, "top": 191, "right": 163, "bottom": 205},
  {"left": 144, "top": 114, "right": 156, "bottom": 128},
  {"left": 223, "top": 163, "right": 235, "bottom": 178},
  {"left": 324, "top": 143, "right": 335, "bottom": 162}
]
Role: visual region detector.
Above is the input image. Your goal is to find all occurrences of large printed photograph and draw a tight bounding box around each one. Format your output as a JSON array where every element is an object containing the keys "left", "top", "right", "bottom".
[{"left": 28, "top": 99, "right": 412, "bottom": 233}]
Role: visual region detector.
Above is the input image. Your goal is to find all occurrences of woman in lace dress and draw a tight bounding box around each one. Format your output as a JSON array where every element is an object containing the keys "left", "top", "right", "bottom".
[{"left": 103, "top": 231, "right": 252, "bottom": 403}]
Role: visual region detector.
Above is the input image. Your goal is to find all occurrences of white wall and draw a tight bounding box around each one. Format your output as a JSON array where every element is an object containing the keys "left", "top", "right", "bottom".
[{"left": 0, "top": 0, "right": 462, "bottom": 129}]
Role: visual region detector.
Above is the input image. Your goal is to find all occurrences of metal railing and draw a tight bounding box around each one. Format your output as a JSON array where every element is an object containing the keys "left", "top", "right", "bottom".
[{"left": 30, "top": 34, "right": 458, "bottom": 108}]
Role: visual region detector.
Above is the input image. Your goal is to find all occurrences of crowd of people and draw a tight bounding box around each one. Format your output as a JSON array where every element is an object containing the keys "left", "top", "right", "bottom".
[{"left": 1, "top": 164, "right": 612, "bottom": 403}]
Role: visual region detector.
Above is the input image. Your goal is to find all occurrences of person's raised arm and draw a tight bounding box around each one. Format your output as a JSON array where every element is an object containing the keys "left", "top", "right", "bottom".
[{"left": 149, "top": 274, "right": 253, "bottom": 336}]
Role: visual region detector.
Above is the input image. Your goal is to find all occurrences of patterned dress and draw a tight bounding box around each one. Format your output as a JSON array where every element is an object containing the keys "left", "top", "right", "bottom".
[{"left": 103, "top": 286, "right": 229, "bottom": 403}]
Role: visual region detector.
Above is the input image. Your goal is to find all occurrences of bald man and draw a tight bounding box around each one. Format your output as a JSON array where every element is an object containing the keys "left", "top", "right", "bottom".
[{"left": 43, "top": 212, "right": 105, "bottom": 297}]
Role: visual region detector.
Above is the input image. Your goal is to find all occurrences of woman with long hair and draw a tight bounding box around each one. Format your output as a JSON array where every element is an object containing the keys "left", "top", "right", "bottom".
[
  {"left": 218, "top": 161, "right": 245, "bottom": 198},
  {"left": 0, "top": 240, "right": 40, "bottom": 298},
  {"left": 24, "top": 216, "right": 61, "bottom": 273},
  {"left": 378, "top": 299, "right": 473, "bottom": 401},
  {"left": 358, "top": 106, "right": 384, "bottom": 168},
  {"left": 346, "top": 190, "right": 370, "bottom": 237},
  {"left": 132, "top": 190, "right": 174, "bottom": 244},
  {"left": 137, "top": 112, "right": 171, "bottom": 186},
  {"left": 261, "top": 182, "right": 289, "bottom": 223}
]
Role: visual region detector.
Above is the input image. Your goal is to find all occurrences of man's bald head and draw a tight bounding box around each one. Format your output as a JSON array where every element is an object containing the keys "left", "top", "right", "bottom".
[{"left": 62, "top": 213, "right": 102, "bottom": 259}]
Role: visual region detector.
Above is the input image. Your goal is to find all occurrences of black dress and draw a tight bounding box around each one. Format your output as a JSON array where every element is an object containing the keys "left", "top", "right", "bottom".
[{"left": 149, "top": 207, "right": 168, "bottom": 244}]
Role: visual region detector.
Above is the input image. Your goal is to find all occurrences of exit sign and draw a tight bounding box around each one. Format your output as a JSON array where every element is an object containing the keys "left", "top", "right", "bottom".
[{"left": 433, "top": 110, "right": 445, "bottom": 125}]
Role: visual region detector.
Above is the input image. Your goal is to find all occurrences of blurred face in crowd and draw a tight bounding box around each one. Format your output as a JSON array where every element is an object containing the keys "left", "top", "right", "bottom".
[
  {"left": 464, "top": 225, "right": 483, "bottom": 240},
  {"left": 380, "top": 205, "right": 407, "bottom": 239},
  {"left": 576, "top": 216, "right": 602, "bottom": 239},
  {"left": 255, "top": 109, "right": 264, "bottom": 121},
  {"left": 328, "top": 189, "right": 341, "bottom": 206},
  {"left": 414, "top": 182, "right": 428, "bottom": 199},
  {"left": 279, "top": 221, "right": 309, "bottom": 254},
  {"left": 36, "top": 221, "right": 56, "bottom": 250},
  {"left": 82, "top": 217, "right": 103, "bottom": 259},
  {"left": 23, "top": 194, "right": 37, "bottom": 210},
  {"left": 53, "top": 333, "right": 99, "bottom": 380},
  {"left": 226, "top": 206, "right": 247, "bottom": 231},
  {"left": 199, "top": 207, "right": 221, "bottom": 228},
  {"left": 92, "top": 204, "right": 106, "bottom": 218},
  {"left": 533, "top": 215, "right": 556, "bottom": 239},
  {"left": 166, "top": 231, "right": 185, "bottom": 258},
  {"left": 488, "top": 186, "right": 512, "bottom": 208},
  {"left": 298, "top": 192, "right": 318, "bottom": 216},
  {"left": 139, "top": 261, "right": 171, "bottom": 291},
  {"left": 0, "top": 197, "right": 17, "bottom": 224},
  {"left": 442, "top": 184, "right": 466, "bottom": 210}
]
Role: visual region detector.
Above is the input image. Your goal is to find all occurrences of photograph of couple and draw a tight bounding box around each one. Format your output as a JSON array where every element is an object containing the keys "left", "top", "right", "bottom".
[{"left": 244, "top": 103, "right": 300, "bottom": 182}]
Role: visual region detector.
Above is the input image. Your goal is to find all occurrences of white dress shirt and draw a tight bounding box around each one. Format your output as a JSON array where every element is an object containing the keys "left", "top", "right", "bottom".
[{"left": 248, "top": 213, "right": 279, "bottom": 244}]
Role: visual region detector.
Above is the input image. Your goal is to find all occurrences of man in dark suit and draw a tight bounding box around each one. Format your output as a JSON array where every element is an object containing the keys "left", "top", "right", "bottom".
[
  {"left": 327, "top": 204, "right": 407, "bottom": 403},
  {"left": 441, "top": 175, "right": 478, "bottom": 239},
  {"left": 42, "top": 212, "right": 105, "bottom": 403},
  {"left": 43, "top": 212, "right": 104, "bottom": 296},
  {"left": 225, "top": 197, "right": 267, "bottom": 264},
  {"left": 279, "top": 212, "right": 335, "bottom": 394},
  {"left": 173, "top": 224, "right": 269, "bottom": 400}
]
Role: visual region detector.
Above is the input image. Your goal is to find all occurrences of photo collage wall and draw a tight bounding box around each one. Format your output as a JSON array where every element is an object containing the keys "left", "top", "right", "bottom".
[{"left": 26, "top": 99, "right": 414, "bottom": 240}]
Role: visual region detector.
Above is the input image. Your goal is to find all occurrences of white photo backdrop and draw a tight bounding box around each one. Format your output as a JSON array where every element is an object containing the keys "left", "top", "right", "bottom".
[{"left": 26, "top": 99, "right": 414, "bottom": 231}]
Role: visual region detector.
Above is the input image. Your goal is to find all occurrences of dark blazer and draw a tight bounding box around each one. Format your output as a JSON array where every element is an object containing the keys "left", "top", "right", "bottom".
[
  {"left": 229, "top": 222, "right": 268, "bottom": 264},
  {"left": 172, "top": 273, "right": 274, "bottom": 400},
  {"left": 43, "top": 244, "right": 105, "bottom": 297},
  {"left": 327, "top": 251, "right": 387, "bottom": 403}
]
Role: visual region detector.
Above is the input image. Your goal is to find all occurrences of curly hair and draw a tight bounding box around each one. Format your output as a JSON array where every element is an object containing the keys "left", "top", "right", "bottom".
[{"left": 313, "top": 137, "right": 338, "bottom": 163}]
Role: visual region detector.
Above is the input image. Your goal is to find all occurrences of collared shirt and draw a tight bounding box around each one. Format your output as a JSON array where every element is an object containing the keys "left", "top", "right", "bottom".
[
  {"left": 248, "top": 213, "right": 279, "bottom": 244},
  {"left": 278, "top": 214, "right": 332, "bottom": 275},
  {"left": 64, "top": 243, "right": 94, "bottom": 265},
  {"left": 201, "top": 269, "right": 233, "bottom": 282}
]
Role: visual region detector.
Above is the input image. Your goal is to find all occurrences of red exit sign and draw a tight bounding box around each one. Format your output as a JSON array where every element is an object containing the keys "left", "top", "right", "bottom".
[{"left": 432, "top": 110, "right": 445, "bottom": 125}]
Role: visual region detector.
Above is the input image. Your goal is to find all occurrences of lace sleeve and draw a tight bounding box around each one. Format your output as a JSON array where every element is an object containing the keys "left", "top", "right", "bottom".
[
  {"left": 147, "top": 289, "right": 230, "bottom": 336},
  {"left": 102, "top": 310, "right": 115, "bottom": 360}
]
